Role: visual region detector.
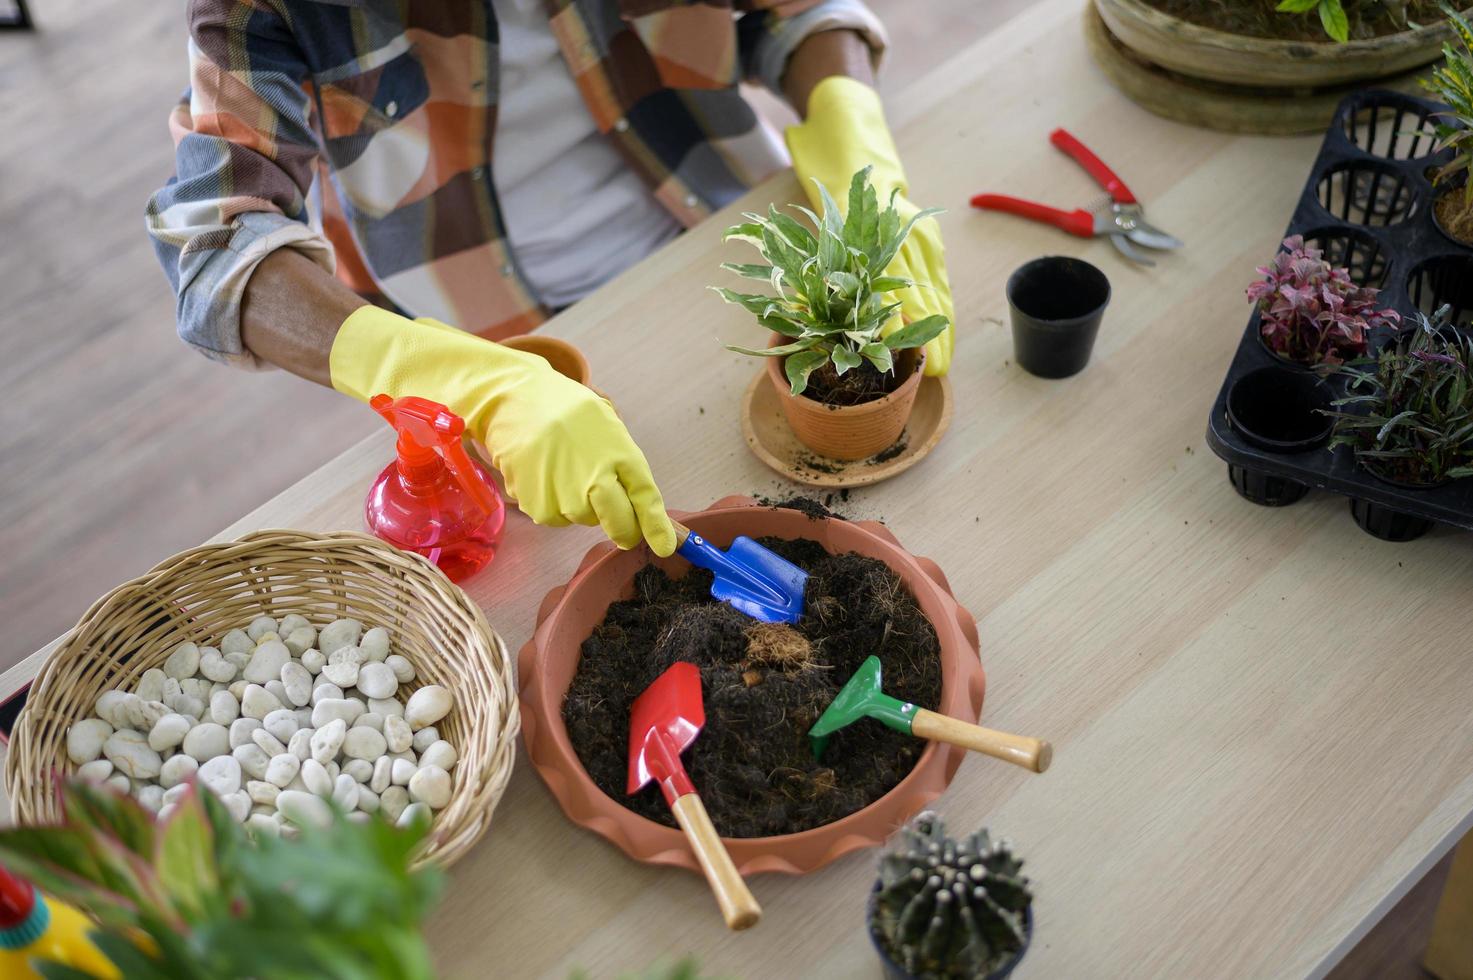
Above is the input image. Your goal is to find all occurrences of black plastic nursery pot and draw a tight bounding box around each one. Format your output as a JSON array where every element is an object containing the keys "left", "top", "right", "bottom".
[
  {"left": 867, "top": 887, "right": 1032, "bottom": 980},
  {"left": 1006, "top": 256, "right": 1111, "bottom": 379},
  {"left": 1206, "top": 89, "right": 1473, "bottom": 539}
]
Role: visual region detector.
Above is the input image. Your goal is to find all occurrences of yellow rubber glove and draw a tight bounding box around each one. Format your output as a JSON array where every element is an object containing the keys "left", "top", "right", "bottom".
[
  {"left": 330, "top": 307, "right": 676, "bottom": 556},
  {"left": 786, "top": 76, "right": 954, "bottom": 377}
]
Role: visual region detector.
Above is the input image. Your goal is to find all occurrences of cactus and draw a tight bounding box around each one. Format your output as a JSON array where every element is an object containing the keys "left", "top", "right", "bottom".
[{"left": 871, "top": 812, "right": 1032, "bottom": 979}]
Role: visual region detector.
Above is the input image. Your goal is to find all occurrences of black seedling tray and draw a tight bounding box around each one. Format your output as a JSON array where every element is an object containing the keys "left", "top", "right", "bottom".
[{"left": 1206, "top": 89, "right": 1473, "bottom": 539}]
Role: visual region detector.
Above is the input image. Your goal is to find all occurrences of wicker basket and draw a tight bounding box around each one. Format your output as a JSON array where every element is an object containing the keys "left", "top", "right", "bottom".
[{"left": 4, "top": 529, "right": 518, "bottom": 868}]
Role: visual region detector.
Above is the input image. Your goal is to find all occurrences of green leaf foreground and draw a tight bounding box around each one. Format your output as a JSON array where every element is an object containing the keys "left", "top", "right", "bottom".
[
  {"left": 711, "top": 166, "right": 951, "bottom": 394},
  {"left": 1421, "top": 2, "right": 1473, "bottom": 211}
]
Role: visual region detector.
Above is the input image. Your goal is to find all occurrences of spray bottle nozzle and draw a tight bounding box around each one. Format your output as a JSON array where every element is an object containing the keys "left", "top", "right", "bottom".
[{"left": 370, "top": 394, "right": 499, "bottom": 519}]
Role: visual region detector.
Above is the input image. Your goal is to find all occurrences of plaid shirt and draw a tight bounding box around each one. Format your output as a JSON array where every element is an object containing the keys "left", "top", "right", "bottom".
[{"left": 147, "top": 0, "right": 886, "bottom": 367}]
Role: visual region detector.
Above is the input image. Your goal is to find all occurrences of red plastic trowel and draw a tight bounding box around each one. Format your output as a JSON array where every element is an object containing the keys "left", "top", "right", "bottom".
[{"left": 627, "top": 662, "right": 761, "bottom": 930}]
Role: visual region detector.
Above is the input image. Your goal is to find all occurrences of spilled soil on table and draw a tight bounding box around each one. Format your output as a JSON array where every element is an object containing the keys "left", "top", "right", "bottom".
[{"left": 563, "top": 531, "right": 941, "bottom": 837}]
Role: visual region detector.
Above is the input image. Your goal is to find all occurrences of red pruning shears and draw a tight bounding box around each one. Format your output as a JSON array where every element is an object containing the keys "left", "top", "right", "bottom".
[{"left": 971, "top": 128, "right": 1183, "bottom": 266}]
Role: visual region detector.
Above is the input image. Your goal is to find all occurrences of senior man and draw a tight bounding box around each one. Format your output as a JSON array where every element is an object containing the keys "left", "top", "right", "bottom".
[{"left": 147, "top": 0, "right": 954, "bottom": 556}]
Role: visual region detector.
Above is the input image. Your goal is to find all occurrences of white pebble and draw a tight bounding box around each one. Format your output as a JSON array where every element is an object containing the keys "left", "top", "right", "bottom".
[
  {"left": 419, "top": 740, "right": 458, "bottom": 771},
  {"left": 182, "top": 723, "right": 229, "bottom": 761},
  {"left": 228, "top": 717, "right": 262, "bottom": 749},
  {"left": 147, "top": 714, "right": 192, "bottom": 753},
  {"left": 233, "top": 744, "right": 270, "bottom": 781},
  {"left": 227, "top": 680, "right": 249, "bottom": 701},
  {"left": 106, "top": 773, "right": 131, "bottom": 794},
  {"left": 371, "top": 756, "right": 392, "bottom": 794},
  {"left": 354, "top": 712, "right": 384, "bottom": 732},
  {"left": 288, "top": 728, "right": 313, "bottom": 760},
  {"left": 135, "top": 668, "right": 167, "bottom": 702},
  {"left": 136, "top": 784, "right": 165, "bottom": 814},
  {"left": 251, "top": 728, "right": 287, "bottom": 757},
  {"left": 221, "top": 629, "right": 253, "bottom": 655},
  {"left": 246, "top": 780, "right": 280, "bottom": 807},
  {"left": 397, "top": 801, "right": 431, "bottom": 828},
  {"left": 240, "top": 685, "right": 282, "bottom": 720},
  {"left": 311, "top": 698, "right": 363, "bottom": 728},
  {"left": 318, "top": 619, "right": 361, "bottom": 655},
  {"left": 300, "top": 758, "right": 333, "bottom": 797},
  {"left": 162, "top": 693, "right": 203, "bottom": 721},
  {"left": 77, "top": 759, "right": 114, "bottom": 782},
  {"left": 411, "top": 727, "right": 439, "bottom": 753},
  {"left": 160, "top": 755, "right": 198, "bottom": 788},
  {"left": 280, "top": 662, "right": 312, "bottom": 707},
  {"left": 385, "top": 655, "right": 415, "bottom": 684},
  {"left": 341, "top": 727, "right": 387, "bottom": 761},
  {"left": 278, "top": 614, "right": 310, "bottom": 637},
  {"left": 263, "top": 680, "right": 290, "bottom": 706},
  {"left": 331, "top": 773, "right": 358, "bottom": 809},
  {"left": 408, "top": 766, "right": 451, "bottom": 809},
  {"left": 383, "top": 715, "right": 412, "bottom": 754},
  {"left": 311, "top": 682, "right": 344, "bottom": 706},
  {"left": 359, "top": 627, "right": 390, "bottom": 662},
  {"left": 198, "top": 755, "right": 242, "bottom": 796},
  {"left": 67, "top": 719, "right": 113, "bottom": 764},
  {"left": 224, "top": 651, "right": 251, "bottom": 673},
  {"left": 356, "top": 786, "right": 380, "bottom": 813},
  {"left": 247, "top": 813, "right": 281, "bottom": 837},
  {"left": 199, "top": 648, "right": 236, "bottom": 683},
  {"left": 380, "top": 786, "right": 410, "bottom": 823},
  {"left": 328, "top": 645, "right": 366, "bottom": 668},
  {"left": 370, "top": 697, "right": 405, "bottom": 719},
  {"left": 209, "top": 690, "right": 240, "bottom": 727},
  {"left": 356, "top": 662, "right": 397, "bottom": 700},
  {"left": 262, "top": 708, "right": 299, "bottom": 743},
  {"left": 391, "top": 758, "right": 416, "bottom": 786},
  {"left": 246, "top": 616, "right": 278, "bottom": 641},
  {"left": 243, "top": 640, "right": 290, "bottom": 685},
  {"left": 300, "top": 649, "right": 325, "bottom": 675},
  {"left": 405, "top": 686, "right": 452, "bottom": 730},
  {"left": 276, "top": 789, "right": 331, "bottom": 829},
  {"left": 221, "top": 791, "right": 251, "bottom": 823},
  {"left": 310, "top": 719, "right": 346, "bottom": 765},
  {"left": 94, "top": 691, "right": 132, "bottom": 729},
  {"left": 163, "top": 642, "right": 201, "bottom": 680},
  {"left": 326, "top": 760, "right": 340, "bottom": 780},
  {"left": 321, "top": 661, "right": 359, "bottom": 689},
  {"left": 180, "top": 678, "right": 213, "bottom": 702},
  {"left": 162, "top": 783, "right": 190, "bottom": 805},
  {"left": 264, "top": 753, "right": 301, "bottom": 788},
  {"left": 294, "top": 706, "right": 314, "bottom": 728},
  {"left": 103, "top": 730, "right": 162, "bottom": 780},
  {"left": 136, "top": 700, "right": 170, "bottom": 731},
  {"left": 283, "top": 626, "right": 316, "bottom": 657}
]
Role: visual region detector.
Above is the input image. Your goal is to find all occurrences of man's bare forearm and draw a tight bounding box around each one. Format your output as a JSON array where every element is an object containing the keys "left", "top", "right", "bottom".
[
  {"left": 782, "top": 29, "right": 875, "bottom": 118},
  {"left": 240, "top": 248, "right": 368, "bottom": 387}
]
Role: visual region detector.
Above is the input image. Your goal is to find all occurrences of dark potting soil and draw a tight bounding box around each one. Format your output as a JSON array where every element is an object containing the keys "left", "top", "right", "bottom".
[
  {"left": 754, "top": 495, "right": 844, "bottom": 521},
  {"left": 870, "top": 432, "right": 909, "bottom": 464},
  {"left": 563, "top": 537, "right": 942, "bottom": 838},
  {"left": 1435, "top": 190, "right": 1473, "bottom": 246},
  {"left": 1140, "top": 0, "right": 1439, "bottom": 40},
  {"left": 799, "top": 358, "right": 900, "bottom": 407}
]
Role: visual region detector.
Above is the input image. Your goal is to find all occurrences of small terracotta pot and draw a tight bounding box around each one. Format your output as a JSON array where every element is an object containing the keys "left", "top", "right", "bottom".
[
  {"left": 518, "top": 496, "right": 984, "bottom": 876},
  {"left": 500, "top": 334, "right": 592, "bottom": 386},
  {"left": 764, "top": 334, "right": 925, "bottom": 461}
]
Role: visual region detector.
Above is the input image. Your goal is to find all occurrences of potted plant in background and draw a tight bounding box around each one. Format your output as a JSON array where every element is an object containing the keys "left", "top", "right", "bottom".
[
  {"left": 1324, "top": 304, "right": 1473, "bottom": 486},
  {"left": 0, "top": 780, "right": 442, "bottom": 979},
  {"left": 1247, "top": 235, "right": 1400, "bottom": 368},
  {"left": 1422, "top": 2, "right": 1473, "bottom": 245},
  {"left": 713, "top": 167, "right": 950, "bottom": 461},
  {"left": 867, "top": 812, "right": 1033, "bottom": 980}
]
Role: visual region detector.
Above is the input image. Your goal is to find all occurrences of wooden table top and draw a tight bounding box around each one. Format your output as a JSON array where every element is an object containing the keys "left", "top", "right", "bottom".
[{"left": 7, "top": 2, "right": 1473, "bottom": 976}]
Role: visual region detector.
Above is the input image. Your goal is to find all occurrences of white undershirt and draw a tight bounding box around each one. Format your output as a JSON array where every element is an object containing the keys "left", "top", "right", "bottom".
[{"left": 490, "top": 0, "right": 683, "bottom": 308}]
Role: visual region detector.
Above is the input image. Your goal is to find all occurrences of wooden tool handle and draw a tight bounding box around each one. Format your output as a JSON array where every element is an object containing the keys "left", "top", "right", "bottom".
[
  {"left": 670, "top": 519, "right": 692, "bottom": 547},
  {"left": 671, "top": 793, "right": 761, "bottom": 930},
  {"left": 912, "top": 709, "right": 1052, "bottom": 773}
]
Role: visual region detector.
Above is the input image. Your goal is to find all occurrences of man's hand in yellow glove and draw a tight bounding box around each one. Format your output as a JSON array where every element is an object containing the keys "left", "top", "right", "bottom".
[
  {"left": 329, "top": 307, "right": 677, "bottom": 556},
  {"left": 785, "top": 76, "right": 954, "bottom": 377}
]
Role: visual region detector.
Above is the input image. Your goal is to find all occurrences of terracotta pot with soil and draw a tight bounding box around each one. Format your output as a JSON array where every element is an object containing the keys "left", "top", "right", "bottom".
[
  {"left": 517, "top": 496, "right": 985, "bottom": 876},
  {"left": 762, "top": 332, "right": 925, "bottom": 461}
]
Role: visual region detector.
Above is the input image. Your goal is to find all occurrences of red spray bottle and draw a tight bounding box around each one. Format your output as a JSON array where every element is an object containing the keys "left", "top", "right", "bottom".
[{"left": 366, "top": 394, "right": 505, "bottom": 582}]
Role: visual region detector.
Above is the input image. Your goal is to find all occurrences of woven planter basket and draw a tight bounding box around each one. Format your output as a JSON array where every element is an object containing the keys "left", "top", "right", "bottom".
[{"left": 4, "top": 529, "right": 518, "bottom": 869}]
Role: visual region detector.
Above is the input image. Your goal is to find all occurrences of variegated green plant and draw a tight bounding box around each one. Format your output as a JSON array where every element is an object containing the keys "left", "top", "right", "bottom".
[
  {"left": 713, "top": 166, "right": 950, "bottom": 396},
  {"left": 1422, "top": 3, "right": 1473, "bottom": 212},
  {"left": 0, "top": 780, "right": 441, "bottom": 980}
]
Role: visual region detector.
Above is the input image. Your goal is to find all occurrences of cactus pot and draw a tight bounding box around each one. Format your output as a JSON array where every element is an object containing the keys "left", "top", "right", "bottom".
[
  {"left": 867, "top": 884, "right": 1033, "bottom": 980},
  {"left": 517, "top": 495, "right": 984, "bottom": 876},
  {"left": 763, "top": 333, "right": 925, "bottom": 461}
]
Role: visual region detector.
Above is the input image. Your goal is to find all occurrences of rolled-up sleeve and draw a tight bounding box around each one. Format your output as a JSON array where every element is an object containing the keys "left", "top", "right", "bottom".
[
  {"left": 145, "top": 0, "right": 332, "bottom": 369},
  {"left": 737, "top": 0, "right": 888, "bottom": 97}
]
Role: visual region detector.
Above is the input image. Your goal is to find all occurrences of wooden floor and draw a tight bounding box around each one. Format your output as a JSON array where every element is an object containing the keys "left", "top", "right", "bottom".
[{"left": 0, "top": 1, "right": 1448, "bottom": 975}]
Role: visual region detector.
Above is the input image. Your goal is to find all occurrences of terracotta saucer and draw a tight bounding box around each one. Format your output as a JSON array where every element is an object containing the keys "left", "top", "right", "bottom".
[{"left": 740, "top": 369, "right": 954, "bottom": 488}]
